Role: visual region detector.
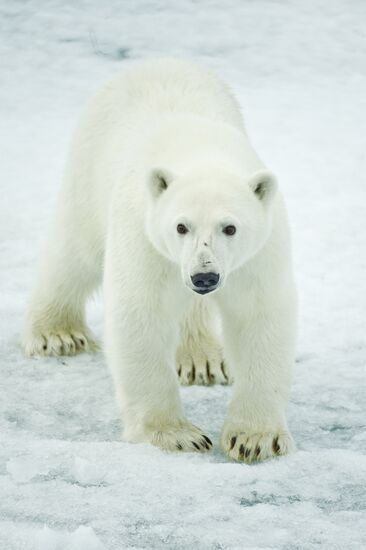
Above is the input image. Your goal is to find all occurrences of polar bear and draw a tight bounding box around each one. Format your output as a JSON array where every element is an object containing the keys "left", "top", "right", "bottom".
[{"left": 23, "top": 58, "right": 297, "bottom": 463}]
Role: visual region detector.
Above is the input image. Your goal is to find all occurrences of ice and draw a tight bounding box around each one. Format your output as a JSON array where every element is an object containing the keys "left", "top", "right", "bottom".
[{"left": 1, "top": 1, "right": 366, "bottom": 549}]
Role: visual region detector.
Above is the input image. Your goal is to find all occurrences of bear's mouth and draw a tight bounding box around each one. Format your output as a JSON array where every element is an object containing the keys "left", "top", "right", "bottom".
[{"left": 192, "top": 286, "right": 218, "bottom": 295}]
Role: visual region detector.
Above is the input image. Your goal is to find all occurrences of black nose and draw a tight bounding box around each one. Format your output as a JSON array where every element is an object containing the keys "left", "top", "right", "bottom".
[{"left": 191, "top": 272, "right": 220, "bottom": 294}]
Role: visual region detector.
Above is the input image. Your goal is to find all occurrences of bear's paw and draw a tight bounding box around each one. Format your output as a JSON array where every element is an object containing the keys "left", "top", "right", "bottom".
[
  {"left": 221, "top": 428, "right": 295, "bottom": 464},
  {"left": 149, "top": 422, "right": 213, "bottom": 453},
  {"left": 23, "top": 328, "right": 99, "bottom": 357},
  {"left": 176, "top": 339, "right": 231, "bottom": 386}
]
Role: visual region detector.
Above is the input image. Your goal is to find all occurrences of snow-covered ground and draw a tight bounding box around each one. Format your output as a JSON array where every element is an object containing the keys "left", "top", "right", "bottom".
[{"left": 1, "top": 1, "right": 365, "bottom": 548}]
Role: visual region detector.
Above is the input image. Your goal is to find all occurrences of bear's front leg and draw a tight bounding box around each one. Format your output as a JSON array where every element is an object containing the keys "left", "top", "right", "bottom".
[
  {"left": 218, "top": 286, "right": 297, "bottom": 463},
  {"left": 104, "top": 238, "right": 212, "bottom": 454}
]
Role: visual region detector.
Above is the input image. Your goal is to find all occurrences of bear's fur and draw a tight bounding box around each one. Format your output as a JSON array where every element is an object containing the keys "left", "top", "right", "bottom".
[{"left": 23, "top": 59, "right": 297, "bottom": 462}]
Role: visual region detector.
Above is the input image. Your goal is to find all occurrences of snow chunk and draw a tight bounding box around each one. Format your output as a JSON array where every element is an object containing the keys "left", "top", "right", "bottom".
[
  {"left": 72, "top": 456, "right": 108, "bottom": 486},
  {"left": 35, "top": 525, "right": 105, "bottom": 550},
  {"left": 6, "top": 456, "right": 48, "bottom": 483}
]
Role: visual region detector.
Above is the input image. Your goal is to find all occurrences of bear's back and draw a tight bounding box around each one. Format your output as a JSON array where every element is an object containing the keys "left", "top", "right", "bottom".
[{"left": 93, "top": 58, "right": 244, "bottom": 131}]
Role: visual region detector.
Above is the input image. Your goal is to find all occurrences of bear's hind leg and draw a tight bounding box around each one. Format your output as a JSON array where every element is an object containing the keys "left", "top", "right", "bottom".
[
  {"left": 22, "top": 233, "right": 101, "bottom": 357},
  {"left": 176, "top": 298, "right": 231, "bottom": 386}
]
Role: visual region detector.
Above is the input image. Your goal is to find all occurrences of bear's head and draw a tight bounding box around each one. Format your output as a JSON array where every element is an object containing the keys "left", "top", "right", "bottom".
[{"left": 145, "top": 167, "right": 277, "bottom": 295}]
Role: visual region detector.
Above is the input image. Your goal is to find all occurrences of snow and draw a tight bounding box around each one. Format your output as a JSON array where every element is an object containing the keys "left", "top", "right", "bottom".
[{"left": 1, "top": 1, "right": 365, "bottom": 548}]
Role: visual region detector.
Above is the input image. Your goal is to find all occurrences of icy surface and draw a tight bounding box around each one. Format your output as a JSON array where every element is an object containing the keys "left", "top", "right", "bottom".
[{"left": 1, "top": 1, "right": 366, "bottom": 548}]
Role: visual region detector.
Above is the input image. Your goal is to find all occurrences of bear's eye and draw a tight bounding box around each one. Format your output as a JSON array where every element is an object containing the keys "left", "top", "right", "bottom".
[
  {"left": 223, "top": 225, "right": 236, "bottom": 236},
  {"left": 177, "top": 223, "right": 189, "bottom": 235}
]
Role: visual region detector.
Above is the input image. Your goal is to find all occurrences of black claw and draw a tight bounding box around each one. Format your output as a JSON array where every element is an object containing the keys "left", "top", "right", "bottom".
[
  {"left": 220, "top": 361, "right": 229, "bottom": 382},
  {"left": 245, "top": 448, "right": 251, "bottom": 458},
  {"left": 203, "top": 435, "right": 212, "bottom": 446},
  {"left": 239, "top": 444, "right": 245, "bottom": 458},
  {"left": 43, "top": 344, "right": 47, "bottom": 350},
  {"left": 192, "top": 441, "right": 200, "bottom": 450},
  {"left": 79, "top": 338, "right": 85, "bottom": 346},
  {"left": 176, "top": 443, "right": 183, "bottom": 450},
  {"left": 191, "top": 363, "right": 196, "bottom": 383},
  {"left": 201, "top": 439, "right": 210, "bottom": 450},
  {"left": 272, "top": 437, "right": 280, "bottom": 454},
  {"left": 230, "top": 436, "right": 237, "bottom": 450},
  {"left": 255, "top": 446, "right": 261, "bottom": 457}
]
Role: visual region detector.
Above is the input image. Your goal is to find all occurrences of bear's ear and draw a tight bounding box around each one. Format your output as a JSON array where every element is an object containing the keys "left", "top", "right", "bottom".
[
  {"left": 147, "top": 167, "right": 175, "bottom": 199},
  {"left": 248, "top": 170, "right": 277, "bottom": 205}
]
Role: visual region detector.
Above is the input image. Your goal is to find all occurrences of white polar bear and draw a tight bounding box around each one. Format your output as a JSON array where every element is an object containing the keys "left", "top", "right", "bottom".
[{"left": 23, "top": 58, "right": 297, "bottom": 463}]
